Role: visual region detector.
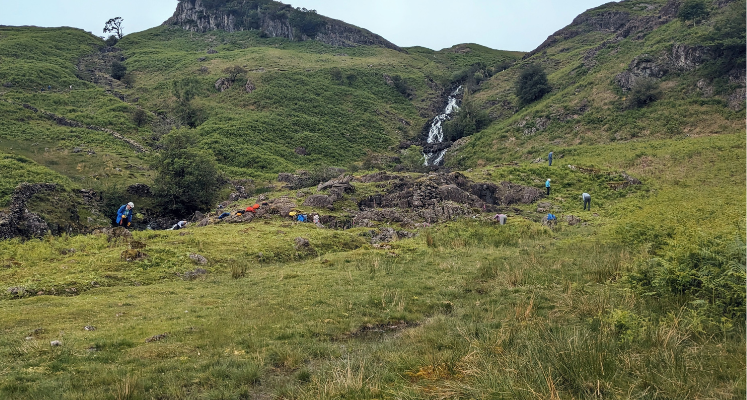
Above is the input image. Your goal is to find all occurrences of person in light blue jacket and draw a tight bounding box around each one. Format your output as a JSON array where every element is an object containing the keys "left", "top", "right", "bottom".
[
  {"left": 545, "top": 179, "right": 551, "bottom": 196},
  {"left": 116, "top": 202, "right": 135, "bottom": 226}
]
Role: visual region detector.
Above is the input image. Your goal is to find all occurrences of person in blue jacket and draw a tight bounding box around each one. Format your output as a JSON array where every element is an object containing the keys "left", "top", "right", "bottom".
[
  {"left": 548, "top": 151, "right": 553, "bottom": 166},
  {"left": 545, "top": 179, "right": 551, "bottom": 196},
  {"left": 117, "top": 202, "right": 135, "bottom": 227}
]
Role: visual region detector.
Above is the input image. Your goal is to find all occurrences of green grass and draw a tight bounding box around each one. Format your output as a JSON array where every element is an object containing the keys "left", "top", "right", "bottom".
[{"left": 0, "top": 0, "right": 744, "bottom": 397}]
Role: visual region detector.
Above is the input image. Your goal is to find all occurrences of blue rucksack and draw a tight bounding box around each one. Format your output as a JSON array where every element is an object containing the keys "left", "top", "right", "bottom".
[{"left": 547, "top": 213, "right": 556, "bottom": 221}]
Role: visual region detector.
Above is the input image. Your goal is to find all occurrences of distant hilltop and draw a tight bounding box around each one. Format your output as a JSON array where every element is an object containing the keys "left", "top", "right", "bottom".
[{"left": 164, "top": 0, "right": 402, "bottom": 51}]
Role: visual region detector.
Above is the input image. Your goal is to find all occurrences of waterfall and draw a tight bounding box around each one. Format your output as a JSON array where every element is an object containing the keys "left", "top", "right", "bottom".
[{"left": 424, "top": 86, "right": 462, "bottom": 166}]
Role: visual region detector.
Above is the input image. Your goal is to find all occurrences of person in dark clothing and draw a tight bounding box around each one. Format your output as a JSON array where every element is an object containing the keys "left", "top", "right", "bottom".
[
  {"left": 116, "top": 202, "right": 135, "bottom": 226},
  {"left": 548, "top": 151, "right": 553, "bottom": 166},
  {"left": 582, "top": 192, "right": 591, "bottom": 210}
]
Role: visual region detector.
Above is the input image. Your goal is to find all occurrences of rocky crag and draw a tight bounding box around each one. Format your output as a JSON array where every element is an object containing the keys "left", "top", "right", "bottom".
[
  {"left": 165, "top": 0, "right": 401, "bottom": 51},
  {"left": 0, "top": 183, "right": 110, "bottom": 240}
]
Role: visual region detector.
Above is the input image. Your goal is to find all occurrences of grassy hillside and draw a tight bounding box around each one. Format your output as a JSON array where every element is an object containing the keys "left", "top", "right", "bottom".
[
  {"left": 0, "top": 130, "right": 743, "bottom": 398},
  {"left": 448, "top": 0, "right": 745, "bottom": 166},
  {"left": 0, "top": 0, "right": 744, "bottom": 398}
]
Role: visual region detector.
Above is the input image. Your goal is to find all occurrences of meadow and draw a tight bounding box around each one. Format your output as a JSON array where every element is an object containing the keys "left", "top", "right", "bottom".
[{"left": 0, "top": 130, "right": 742, "bottom": 399}]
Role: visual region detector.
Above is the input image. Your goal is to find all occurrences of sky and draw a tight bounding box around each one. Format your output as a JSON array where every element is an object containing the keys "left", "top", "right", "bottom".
[{"left": 1, "top": 0, "right": 612, "bottom": 52}]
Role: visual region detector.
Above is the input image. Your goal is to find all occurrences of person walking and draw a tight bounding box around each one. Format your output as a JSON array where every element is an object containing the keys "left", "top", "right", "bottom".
[
  {"left": 116, "top": 202, "right": 135, "bottom": 227},
  {"left": 582, "top": 192, "right": 591, "bottom": 211},
  {"left": 548, "top": 151, "right": 553, "bottom": 166},
  {"left": 545, "top": 179, "right": 551, "bottom": 196}
]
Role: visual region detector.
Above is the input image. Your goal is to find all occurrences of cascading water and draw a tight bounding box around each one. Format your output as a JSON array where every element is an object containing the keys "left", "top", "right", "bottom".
[{"left": 424, "top": 86, "right": 462, "bottom": 166}]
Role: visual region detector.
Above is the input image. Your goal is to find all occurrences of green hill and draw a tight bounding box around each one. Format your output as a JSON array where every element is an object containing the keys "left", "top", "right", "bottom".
[{"left": 0, "top": 0, "right": 744, "bottom": 398}]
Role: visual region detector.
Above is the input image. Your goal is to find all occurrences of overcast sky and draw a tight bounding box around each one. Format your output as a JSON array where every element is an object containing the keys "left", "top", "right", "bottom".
[{"left": 2, "top": 0, "right": 612, "bottom": 51}]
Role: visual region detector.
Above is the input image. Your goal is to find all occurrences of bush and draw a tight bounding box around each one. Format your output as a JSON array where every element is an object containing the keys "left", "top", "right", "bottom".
[
  {"left": 132, "top": 108, "right": 148, "bottom": 127},
  {"left": 627, "top": 236, "right": 746, "bottom": 320},
  {"left": 151, "top": 128, "right": 222, "bottom": 215},
  {"left": 111, "top": 61, "right": 127, "bottom": 80},
  {"left": 678, "top": 0, "right": 709, "bottom": 23},
  {"left": 625, "top": 77, "right": 661, "bottom": 109},
  {"left": 515, "top": 64, "right": 551, "bottom": 105},
  {"left": 390, "top": 75, "right": 413, "bottom": 98},
  {"left": 400, "top": 145, "right": 425, "bottom": 172},
  {"left": 442, "top": 94, "right": 491, "bottom": 141},
  {"left": 104, "top": 35, "right": 119, "bottom": 47}
]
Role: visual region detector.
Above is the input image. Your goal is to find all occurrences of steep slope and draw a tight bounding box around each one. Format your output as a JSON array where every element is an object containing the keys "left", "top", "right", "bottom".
[
  {"left": 445, "top": 0, "right": 745, "bottom": 166},
  {"left": 166, "top": 0, "right": 402, "bottom": 50}
]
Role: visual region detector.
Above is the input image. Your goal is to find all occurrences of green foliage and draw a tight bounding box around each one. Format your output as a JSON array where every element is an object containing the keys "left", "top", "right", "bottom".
[
  {"left": 0, "top": 154, "right": 73, "bottom": 206},
  {"left": 132, "top": 108, "right": 148, "bottom": 127},
  {"left": 678, "top": 0, "right": 709, "bottom": 23},
  {"left": 104, "top": 35, "right": 119, "bottom": 47},
  {"left": 515, "top": 64, "right": 551, "bottom": 105},
  {"left": 150, "top": 128, "right": 221, "bottom": 215},
  {"left": 110, "top": 61, "right": 126, "bottom": 80},
  {"left": 390, "top": 75, "right": 413, "bottom": 98},
  {"left": 625, "top": 77, "right": 661, "bottom": 109},
  {"left": 628, "top": 235, "right": 746, "bottom": 320},
  {"left": 288, "top": 8, "right": 325, "bottom": 38},
  {"left": 442, "top": 94, "right": 491, "bottom": 141},
  {"left": 171, "top": 77, "right": 204, "bottom": 127},
  {"left": 222, "top": 65, "right": 246, "bottom": 82},
  {"left": 399, "top": 145, "right": 425, "bottom": 172}
]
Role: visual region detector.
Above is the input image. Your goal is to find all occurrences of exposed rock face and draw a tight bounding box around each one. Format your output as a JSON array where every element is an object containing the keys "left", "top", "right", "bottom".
[
  {"left": 526, "top": 0, "right": 679, "bottom": 59},
  {"left": 0, "top": 183, "right": 56, "bottom": 240},
  {"left": 214, "top": 78, "right": 232, "bottom": 92},
  {"left": 165, "top": 0, "right": 401, "bottom": 51},
  {"left": 668, "top": 44, "right": 713, "bottom": 71},
  {"left": 615, "top": 54, "right": 669, "bottom": 90}
]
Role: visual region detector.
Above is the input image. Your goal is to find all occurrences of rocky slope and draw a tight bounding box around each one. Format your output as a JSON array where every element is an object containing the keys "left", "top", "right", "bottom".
[{"left": 164, "top": 0, "right": 401, "bottom": 50}]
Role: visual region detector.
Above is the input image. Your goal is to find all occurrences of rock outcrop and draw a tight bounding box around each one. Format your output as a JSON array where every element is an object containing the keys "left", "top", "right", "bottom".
[
  {"left": 165, "top": 0, "right": 401, "bottom": 51},
  {"left": 0, "top": 183, "right": 56, "bottom": 240}
]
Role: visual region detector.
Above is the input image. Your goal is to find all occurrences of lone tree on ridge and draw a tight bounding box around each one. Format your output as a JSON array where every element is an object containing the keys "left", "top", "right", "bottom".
[{"left": 103, "top": 17, "right": 124, "bottom": 39}]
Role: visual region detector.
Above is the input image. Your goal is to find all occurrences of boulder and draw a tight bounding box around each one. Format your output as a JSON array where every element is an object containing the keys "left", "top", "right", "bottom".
[{"left": 303, "top": 195, "right": 333, "bottom": 208}]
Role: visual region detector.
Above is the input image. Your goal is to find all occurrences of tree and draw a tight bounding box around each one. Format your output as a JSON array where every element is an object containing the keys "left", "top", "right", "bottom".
[
  {"left": 442, "top": 93, "right": 491, "bottom": 141},
  {"left": 151, "top": 128, "right": 221, "bottom": 215},
  {"left": 678, "top": 0, "right": 709, "bottom": 23},
  {"left": 111, "top": 61, "right": 127, "bottom": 80},
  {"left": 625, "top": 77, "right": 661, "bottom": 109},
  {"left": 172, "top": 77, "right": 203, "bottom": 127},
  {"left": 103, "top": 17, "right": 124, "bottom": 39},
  {"left": 515, "top": 64, "right": 551, "bottom": 105},
  {"left": 222, "top": 65, "right": 246, "bottom": 82}
]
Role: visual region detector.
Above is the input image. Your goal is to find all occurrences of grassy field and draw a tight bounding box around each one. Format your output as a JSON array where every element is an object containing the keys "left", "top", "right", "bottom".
[
  {"left": 0, "top": 130, "right": 743, "bottom": 399},
  {"left": 0, "top": 0, "right": 744, "bottom": 398}
]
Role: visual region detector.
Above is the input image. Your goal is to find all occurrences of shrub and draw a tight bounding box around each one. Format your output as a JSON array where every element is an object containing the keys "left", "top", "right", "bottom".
[
  {"left": 151, "top": 128, "right": 222, "bottom": 215},
  {"left": 390, "top": 75, "right": 413, "bottom": 98},
  {"left": 104, "top": 35, "right": 119, "bottom": 47},
  {"left": 120, "top": 72, "right": 135, "bottom": 88},
  {"left": 222, "top": 65, "right": 246, "bottom": 82},
  {"left": 627, "top": 236, "right": 746, "bottom": 320},
  {"left": 625, "top": 77, "right": 661, "bottom": 109},
  {"left": 400, "top": 145, "right": 425, "bottom": 172},
  {"left": 678, "top": 0, "right": 709, "bottom": 23},
  {"left": 442, "top": 94, "right": 491, "bottom": 141},
  {"left": 111, "top": 61, "right": 127, "bottom": 80},
  {"left": 132, "top": 108, "right": 148, "bottom": 127},
  {"left": 515, "top": 64, "right": 551, "bottom": 105}
]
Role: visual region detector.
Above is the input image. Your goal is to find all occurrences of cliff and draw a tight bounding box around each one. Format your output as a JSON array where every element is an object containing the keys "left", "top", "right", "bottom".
[{"left": 164, "top": 0, "right": 402, "bottom": 51}]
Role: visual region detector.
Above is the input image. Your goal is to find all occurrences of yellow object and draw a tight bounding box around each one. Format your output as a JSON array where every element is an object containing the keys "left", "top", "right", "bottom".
[{"left": 289, "top": 212, "right": 297, "bottom": 216}]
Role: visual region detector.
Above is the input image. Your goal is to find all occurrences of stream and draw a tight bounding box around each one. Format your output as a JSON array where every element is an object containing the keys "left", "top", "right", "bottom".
[{"left": 424, "top": 86, "right": 462, "bottom": 166}]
